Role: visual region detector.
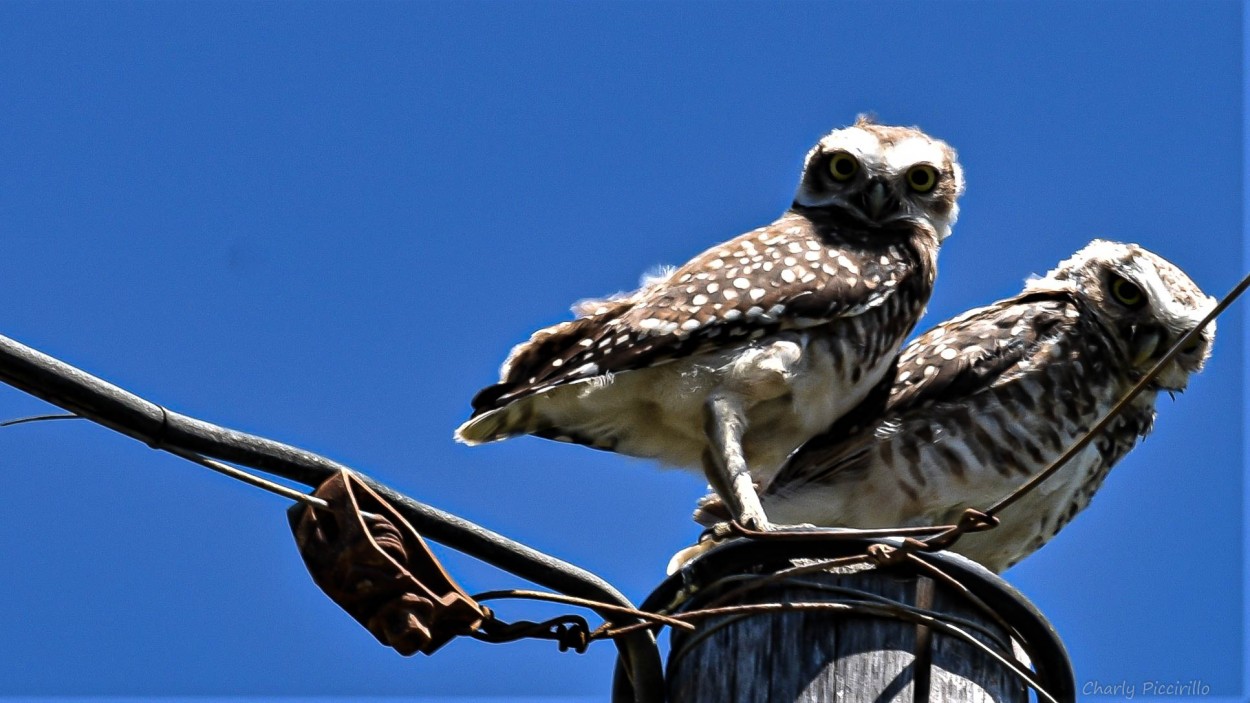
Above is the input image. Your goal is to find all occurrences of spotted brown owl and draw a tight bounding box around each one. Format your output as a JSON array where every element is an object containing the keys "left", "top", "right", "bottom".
[
  {"left": 456, "top": 117, "right": 965, "bottom": 529},
  {"left": 702, "top": 240, "right": 1215, "bottom": 569}
]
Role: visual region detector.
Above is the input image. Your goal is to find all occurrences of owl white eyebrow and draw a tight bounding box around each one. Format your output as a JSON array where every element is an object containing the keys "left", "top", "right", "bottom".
[
  {"left": 818, "top": 128, "right": 882, "bottom": 159},
  {"left": 884, "top": 137, "right": 945, "bottom": 172}
]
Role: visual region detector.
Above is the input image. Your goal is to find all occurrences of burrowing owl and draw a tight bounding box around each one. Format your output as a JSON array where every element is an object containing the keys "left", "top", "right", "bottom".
[
  {"left": 457, "top": 117, "right": 965, "bottom": 529},
  {"left": 705, "top": 240, "right": 1214, "bottom": 568}
]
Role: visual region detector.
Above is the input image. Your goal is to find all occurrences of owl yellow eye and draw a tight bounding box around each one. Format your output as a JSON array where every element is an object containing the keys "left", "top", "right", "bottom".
[
  {"left": 905, "top": 164, "right": 938, "bottom": 193},
  {"left": 828, "top": 152, "right": 859, "bottom": 182},
  {"left": 1110, "top": 276, "right": 1145, "bottom": 308}
]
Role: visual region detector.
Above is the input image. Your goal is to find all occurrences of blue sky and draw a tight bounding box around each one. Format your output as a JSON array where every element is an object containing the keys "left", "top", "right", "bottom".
[{"left": 0, "top": 1, "right": 1242, "bottom": 699}]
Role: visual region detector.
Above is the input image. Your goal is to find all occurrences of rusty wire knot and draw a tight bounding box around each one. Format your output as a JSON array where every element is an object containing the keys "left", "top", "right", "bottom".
[
  {"left": 920, "top": 508, "right": 1001, "bottom": 552},
  {"left": 475, "top": 614, "right": 593, "bottom": 653},
  {"left": 865, "top": 542, "right": 906, "bottom": 566},
  {"left": 288, "top": 470, "right": 488, "bottom": 656}
]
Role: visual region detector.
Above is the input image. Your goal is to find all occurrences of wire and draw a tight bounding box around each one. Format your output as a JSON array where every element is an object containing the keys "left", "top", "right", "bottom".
[
  {"left": 0, "top": 413, "right": 81, "bottom": 427},
  {"left": 166, "top": 448, "right": 330, "bottom": 510},
  {"left": 472, "top": 588, "right": 695, "bottom": 632}
]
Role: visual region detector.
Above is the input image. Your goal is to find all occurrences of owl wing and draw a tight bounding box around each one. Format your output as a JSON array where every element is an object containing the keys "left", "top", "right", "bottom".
[
  {"left": 765, "top": 291, "right": 1078, "bottom": 494},
  {"left": 888, "top": 291, "right": 1076, "bottom": 410},
  {"left": 469, "top": 216, "right": 921, "bottom": 417}
]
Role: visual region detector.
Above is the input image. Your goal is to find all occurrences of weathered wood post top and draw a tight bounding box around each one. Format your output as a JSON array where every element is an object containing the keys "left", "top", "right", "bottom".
[{"left": 627, "top": 535, "right": 1073, "bottom": 703}]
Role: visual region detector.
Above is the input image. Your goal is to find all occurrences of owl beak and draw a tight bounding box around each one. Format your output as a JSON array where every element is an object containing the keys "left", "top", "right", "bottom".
[
  {"left": 866, "top": 181, "right": 888, "bottom": 220},
  {"left": 1129, "top": 325, "right": 1164, "bottom": 367}
]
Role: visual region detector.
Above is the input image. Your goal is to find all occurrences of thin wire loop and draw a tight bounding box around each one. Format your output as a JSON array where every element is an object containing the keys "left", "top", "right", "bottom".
[
  {"left": 472, "top": 589, "right": 695, "bottom": 632},
  {"left": 0, "top": 413, "right": 81, "bottom": 427},
  {"left": 168, "top": 448, "right": 331, "bottom": 509}
]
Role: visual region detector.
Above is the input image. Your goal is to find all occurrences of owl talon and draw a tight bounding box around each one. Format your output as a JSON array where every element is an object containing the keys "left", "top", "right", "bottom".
[{"left": 736, "top": 513, "right": 774, "bottom": 532}]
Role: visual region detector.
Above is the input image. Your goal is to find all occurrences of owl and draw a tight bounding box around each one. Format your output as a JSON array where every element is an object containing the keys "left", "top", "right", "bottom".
[
  {"left": 456, "top": 117, "right": 965, "bottom": 529},
  {"left": 696, "top": 240, "right": 1215, "bottom": 570}
]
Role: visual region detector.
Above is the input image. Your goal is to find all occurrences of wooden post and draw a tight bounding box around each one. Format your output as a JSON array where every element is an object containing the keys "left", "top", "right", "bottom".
[{"left": 648, "top": 538, "right": 1073, "bottom": 703}]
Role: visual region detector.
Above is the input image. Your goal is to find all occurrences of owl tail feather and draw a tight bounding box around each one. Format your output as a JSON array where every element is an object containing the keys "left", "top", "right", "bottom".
[{"left": 453, "top": 398, "right": 543, "bottom": 445}]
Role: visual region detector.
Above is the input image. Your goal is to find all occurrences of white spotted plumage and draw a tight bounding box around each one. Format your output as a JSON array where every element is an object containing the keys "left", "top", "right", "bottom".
[
  {"left": 706, "top": 240, "right": 1215, "bottom": 569},
  {"left": 457, "top": 117, "right": 965, "bottom": 528}
]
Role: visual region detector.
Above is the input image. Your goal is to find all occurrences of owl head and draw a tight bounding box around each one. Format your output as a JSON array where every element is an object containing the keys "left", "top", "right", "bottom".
[
  {"left": 1028, "top": 239, "right": 1216, "bottom": 391},
  {"left": 792, "top": 115, "right": 966, "bottom": 241}
]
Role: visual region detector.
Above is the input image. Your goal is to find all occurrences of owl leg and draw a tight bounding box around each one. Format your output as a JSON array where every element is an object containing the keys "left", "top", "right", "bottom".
[{"left": 703, "top": 393, "right": 771, "bottom": 531}]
